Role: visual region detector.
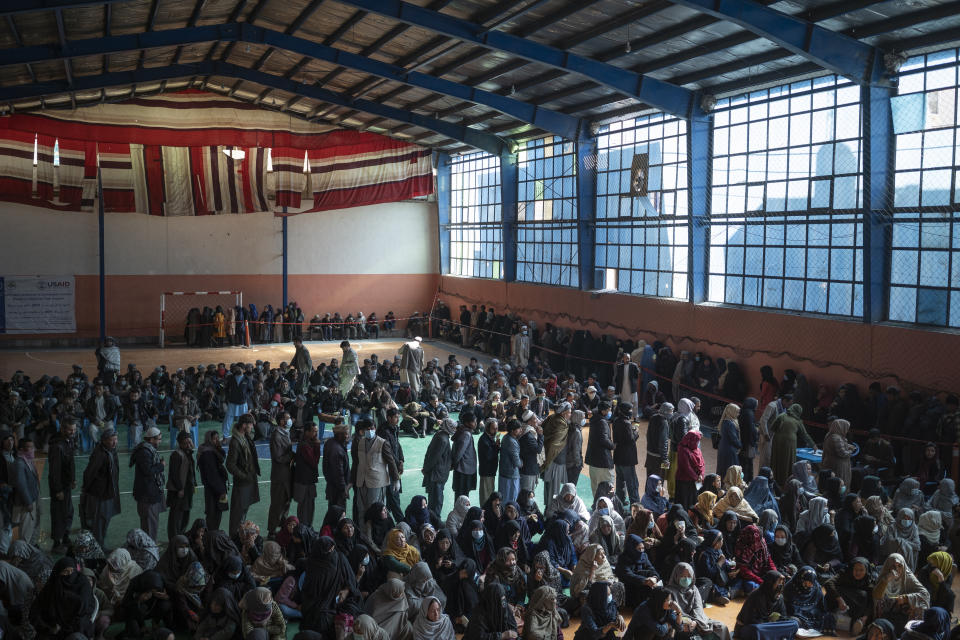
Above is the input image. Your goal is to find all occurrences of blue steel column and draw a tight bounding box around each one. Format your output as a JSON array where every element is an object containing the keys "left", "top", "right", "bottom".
[
  {"left": 435, "top": 151, "right": 452, "bottom": 275},
  {"left": 577, "top": 132, "right": 598, "bottom": 290},
  {"left": 501, "top": 149, "right": 519, "bottom": 282},
  {"left": 688, "top": 104, "right": 713, "bottom": 303},
  {"left": 282, "top": 216, "right": 288, "bottom": 309},
  {"left": 863, "top": 85, "right": 894, "bottom": 323}
]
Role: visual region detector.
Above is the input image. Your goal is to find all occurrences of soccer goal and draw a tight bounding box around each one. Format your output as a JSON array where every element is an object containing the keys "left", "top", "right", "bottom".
[{"left": 160, "top": 290, "right": 243, "bottom": 348}]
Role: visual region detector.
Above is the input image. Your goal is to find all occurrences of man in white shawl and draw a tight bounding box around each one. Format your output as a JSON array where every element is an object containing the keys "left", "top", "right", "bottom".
[
  {"left": 398, "top": 337, "right": 424, "bottom": 396},
  {"left": 339, "top": 340, "right": 360, "bottom": 398},
  {"left": 545, "top": 482, "right": 590, "bottom": 521}
]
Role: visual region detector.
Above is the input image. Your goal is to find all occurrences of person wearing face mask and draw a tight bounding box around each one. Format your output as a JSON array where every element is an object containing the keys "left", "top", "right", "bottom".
[
  {"left": 734, "top": 570, "right": 798, "bottom": 640},
  {"left": 48, "top": 416, "right": 78, "bottom": 552},
  {"left": 155, "top": 534, "right": 196, "bottom": 585},
  {"left": 267, "top": 410, "right": 295, "bottom": 536},
  {"left": 666, "top": 562, "right": 732, "bottom": 640},
  {"left": 352, "top": 419, "right": 400, "bottom": 524},
  {"left": 890, "top": 507, "right": 922, "bottom": 570},
  {"left": 292, "top": 422, "right": 324, "bottom": 529},
  {"left": 585, "top": 401, "right": 616, "bottom": 495},
  {"left": 165, "top": 430, "right": 197, "bottom": 540}
]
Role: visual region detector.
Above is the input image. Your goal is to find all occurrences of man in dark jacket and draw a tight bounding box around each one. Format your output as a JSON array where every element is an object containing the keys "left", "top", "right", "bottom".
[
  {"left": 451, "top": 413, "right": 478, "bottom": 499},
  {"left": 268, "top": 412, "right": 294, "bottom": 535},
  {"left": 131, "top": 426, "right": 165, "bottom": 541},
  {"left": 518, "top": 411, "right": 544, "bottom": 493},
  {"left": 477, "top": 418, "right": 500, "bottom": 505},
  {"left": 377, "top": 408, "right": 406, "bottom": 521},
  {"left": 166, "top": 430, "right": 196, "bottom": 540},
  {"left": 498, "top": 420, "right": 523, "bottom": 503},
  {"left": 459, "top": 394, "right": 484, "bottom": 431},
  {"left": 612, "top": 402, "right": 641, "bottom": 505},
  {"left": 222, "top": 366, "right": 253, "bottom": 439},
  {"left": 584, "top": 401, "right": 615, "bottom": 496},
  {"left": 322, "top": 421, "right": 351, "bottom": 510},
  {"left": 12, "top": 438, "right": 40, "bottom": 544},
  {"left": 82, "top": 428, "right": 121, "bottom": 547},
  {"left": 422, "top": 419, "right": 454, "bottom": 519},
  {"left": 198, "top": 431, "right": 228, "bottom": 530},
  {"left": 226, "top": 413, "right": 261, "bottom": 534},
  {"left": 293, "top": 421, "right": 324, "bottom": 527},
  {"left": 48, "top": 416, "right": 77, "bottom": 551},
  {"left": 646, "top": 403, "right": 674, "bottom": 480}
]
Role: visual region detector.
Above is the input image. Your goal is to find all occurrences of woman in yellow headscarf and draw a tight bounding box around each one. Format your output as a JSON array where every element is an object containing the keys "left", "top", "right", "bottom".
[
  {"left": 380, "top": 528, "right": 421, "bottom": 578},
  {"left": 712, "top": 486, "right": 758, "bottom": 523},
  {"left": 918, "top": 550, "right": 954, "bottom": 611},
  {"left": 692, "top": 491, "right": 718, "bottom": 531}
]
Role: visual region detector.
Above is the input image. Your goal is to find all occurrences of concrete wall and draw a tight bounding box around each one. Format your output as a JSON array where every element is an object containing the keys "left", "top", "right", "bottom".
[{"left": 0, "top": 201, "right": 439, "bottom": 340}]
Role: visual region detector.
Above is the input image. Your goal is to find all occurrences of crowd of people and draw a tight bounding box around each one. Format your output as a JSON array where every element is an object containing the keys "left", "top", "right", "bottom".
[
  {"left": 0, "top": 301, "right": 956, "bottom": 640},
  {"left": 181, "top": 303, "right": 416, "bottom": 348}
]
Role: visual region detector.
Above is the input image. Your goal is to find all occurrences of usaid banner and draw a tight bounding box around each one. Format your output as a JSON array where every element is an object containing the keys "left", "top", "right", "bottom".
[{"left": 0, "top": 276, "right": 76, "bottom": 333}]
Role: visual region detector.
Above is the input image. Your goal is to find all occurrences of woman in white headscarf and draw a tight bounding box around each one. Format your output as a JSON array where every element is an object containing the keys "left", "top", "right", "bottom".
[
  {"left": 544, "top": 482, "right": 591, "bottom": 522},
  {"left": 872, "top": 553, "right": 929, "bottom": 633},
  {"left": 926, "top": 478, "right": 958, "bottom": 530},
  {"left": 821, "top": 418, "right": 856, "bottom": 486},
  {"left": 404, "top": 561, "right": 446, "bottom": 619},
  {"left": 676, "top": 397, "right": 701, "bottom": 433},
  {"left": 570, "top": 543, "right": 624, "bottom": 605},
  {"left": 353, "top": 613, "right": 391, "bottom": 640},
  {"left": 98, "top": 548, "right": 143, "bottom": 607},
  {"left": 796, "top": 496, "right": 831, "bottom": 536},
  {"left": 665, "top": 562, "right": 732, "bottom": 640},
  {"left": 917, "top": 510, "right": 944, "bottom": 558},
  {"left": 412, "top": 595, "right": 455, "bottom": 640},
  {"left": 445, "top": 495, "right": 471, "bottom": 535},
  {"left": 888, "top": 507, "right": 922, "bottom": 570},
  {"left": 587, "top": 496, "right": 626, "bottom": 537},
  {"left": 892, "top": 478, "right": 926, "bottom": 515}
]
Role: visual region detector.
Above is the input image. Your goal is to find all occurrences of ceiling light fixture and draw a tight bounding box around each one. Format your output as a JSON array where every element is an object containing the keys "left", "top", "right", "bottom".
[{"left": 223, "top": 147, "right": 246, "bottom": 160}]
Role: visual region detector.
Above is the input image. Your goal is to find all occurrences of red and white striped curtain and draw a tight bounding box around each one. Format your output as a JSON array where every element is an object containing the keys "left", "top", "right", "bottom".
[
  {"left": 269, "top": 146, "right": 307, "bottom": 209},
  {"left": 0, "top": 129, "right": 37, "bottom": 202}
]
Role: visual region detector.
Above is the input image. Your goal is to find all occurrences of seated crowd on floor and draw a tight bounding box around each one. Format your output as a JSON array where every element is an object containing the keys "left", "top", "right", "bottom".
[{"left": 0, "top": 302, "right": 957, "bottom": 640}]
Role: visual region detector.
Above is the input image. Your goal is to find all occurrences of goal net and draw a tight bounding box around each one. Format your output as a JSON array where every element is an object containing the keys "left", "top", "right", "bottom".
[{"left": 160, "top": 291, "right": 243, "bottom": 348}]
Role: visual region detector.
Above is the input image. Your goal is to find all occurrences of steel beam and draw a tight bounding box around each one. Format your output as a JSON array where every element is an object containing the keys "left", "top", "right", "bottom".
[
  {"left": 435, "top": 151, "right": 452, "bottom": 275},
  {"left": 668, "top": 0, "right": 889, "bottom": 86},
  {"left": 688, "top": 104, "right": 712, "bottom": 303},
  {"left": 0, "top": 61, "right": 511, "bottom": 155},
  {"left": 576, "top": 132, "right": 597, "bottom": 291},
  {"left": 501, "top": 149, "right": 519, "bottom": 282},
  {"left": 863, "top": 85, "right": 893, "bottom": 323},
  {"left": 332, "top": 0, "right": 696, "bottom": 118},
  {"left": 0, "top": 0, "right": 133, "bottom": 16},
  {"left": 0, "top": 22, "right": 583, "bottom": 140}
]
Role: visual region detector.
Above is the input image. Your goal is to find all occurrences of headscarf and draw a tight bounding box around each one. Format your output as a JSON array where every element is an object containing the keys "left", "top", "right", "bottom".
[
  {"left": 125, "top": 528, "right": 160, "bottom": 570},
  {"left": 641, "top": 474, "right": 669, "bottom": 515},
  {"left": 156, "top": 534, "right": 196, "bottom": 583},
  {"left": 584, "top": 581, "right": 619, "bottom": 627},
  {"left": 783, "top": 565, "right": 825, "bottom": 626},
  {"left": 534, "top": 519, "right": 576, "bottom": 569},
  {"left": 364, "top": 579, "right": 412, "bottom": 639},
  {"left": 912, "top": 607, "right": 951, "bottom": 640},
  {"left": 719, "top": 403, "right": 740, "bottom": 429},
  {"left": 851, "top": 515, "right": 879, "bottom": 560},
  {"left": 411, "top": 596, "right": 455, "bottom": 640},
  {"left": 861, "top": 476, "right": 884, "bottom": 501},
  {"left": 723, "top": 465, "right": 747, "bottom": 492},
  {"left": 893, "top": 507, "right": 921, "bottom": 569},
  {"left": 735, "top": 524, "right": 772, "bottom": 571},
  {"left": 206, "top": 529, "right": 240, "bottom": 572},
  {"left": 695, "top": 491, "right": 718, "bottom": 525},
  {"left": 678, "top": 397, "right": 702, "bottom": 432},
  {"left": 469, "top": 582, "right": 516, "bottom": 635},
  {"left": 250, "top": 540, "right": 293, "bottom": 581},
  {"left": 791, "top": 461, "right": 818, "bottom": 495},
  {"left": 174, "top": 561, "right": 206, "bottom": 612},
  {"left": 713, "top": 486, "right": 758, "bottom": 522},
  {"left": 571, "top": 543, "right": 615, "bottom": 596},
  {"left": 404, "top": 495, "right": 432, "bottom": 534},
  {"left": 867, "top": 619, "right": 897, "bottom": 640},
  {"left": 523, "top": 586, "right": 561, "bottom": 640},
  {"left": 718, "top": 511, "right": 741, "bottom": 557},
  {"left": 445, "top": 495, "right": 471, "bottom": 533},
  {"left": 382, "top": 528, "right": 421, "bottom": 567},
  {"left": 405, "top": 561, "right": 446, "bottom": 613},
  {"left": 202, "top": 587, "right": 242, "bottom": 630},
  {"left": 893, "top": 478, "right": 925, "bottom": 515},
  {"left": 769, "top": 525, "right": 799, "bottom": 569},
  {"left": 99, "top": 548, "right": 143, "bottom": 604},
  {"left": 36, "top": 557, "right": 96, "bottom": 631},
  {"left": 917, "top": 511, "right": 942, "bottom": 546},
  {"left": 365, "top": 503, "right": 395, "bottom": 548},
  {"left": 866, "top": 495, "right": 895, "bottom": 526},
  {"left": 666, "top": 562, "right": 713, "bottom": 631},
  {"left": 275, "top": 515, "right": 299, "bottom": 549},
  {"left": 241, "top": 586, "right": 274, "bottom": 625},
  {"left": 796, "top": 496, "right": 830, "bottom": 534},
  {"left": 547, "top": 482, "right": 591, "bottom": 521},
  {"left": 301, "top": 536, "right": 360, "bottom": 613},
  {"left": 743, "top": 477, "right": 779, "bottom": 517},
  {"left": 926, "top": 551, "right": 953, "bottom": 597},
  {"left": 877, "top": 553, "right": 927, "bottom": 606},
  {"left": 353, "top": 614, "right": 391, "bottom": 640},
  {"left": 529, "top": 550, "right": 563, "bottom": 593},
  {"left": 485, "top": 547, "right": 526, "bottom": 600},
  {"left": 758, "top": 509, "right": 779, "bottom": 537},
  {"left": 927, "top": 478, "right": 958, "bottom": 517},
  {"left": 811, "top": 524, "right": 843, "bottom": 560},
  {"left": 482, "top": 492, "right": 504, "bottom": 537}
]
